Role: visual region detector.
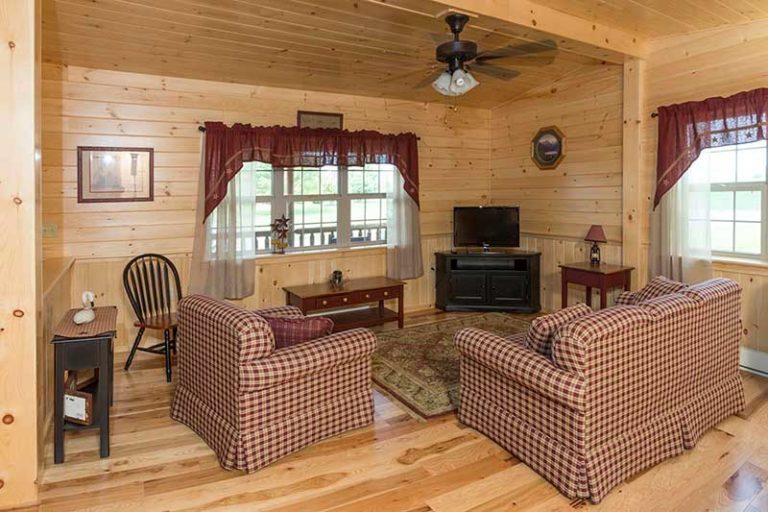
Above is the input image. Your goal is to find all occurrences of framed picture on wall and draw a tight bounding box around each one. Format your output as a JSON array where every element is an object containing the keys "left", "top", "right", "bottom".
[
  {"left": 297, "top": 110, "right": 343, "bottom": 130},
  {"left": 77, "top": 146, "right": 154, "bottom": 203},
  {"left": 531, "top": 126, "right": 566, "bottom": 170}
]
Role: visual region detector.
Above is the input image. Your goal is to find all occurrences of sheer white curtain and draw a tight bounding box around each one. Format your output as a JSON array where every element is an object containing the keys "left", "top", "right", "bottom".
[
  {"left": 189, "top": 135, "right": 256, "bottom": 299},
  {"left": 386, "top": 172, "right": 423, "bottom": 280},
  {"left": 651, "top": 156, "right": 713, "bottom": 283}
]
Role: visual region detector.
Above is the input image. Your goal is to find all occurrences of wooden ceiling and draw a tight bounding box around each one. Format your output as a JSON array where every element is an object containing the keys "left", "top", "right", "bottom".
[
  {"left": 528, "top": 0, "right": 768, "bottom": 38},
  {"left": 41, "top": 0, "right": 614, "bottom": 109}
]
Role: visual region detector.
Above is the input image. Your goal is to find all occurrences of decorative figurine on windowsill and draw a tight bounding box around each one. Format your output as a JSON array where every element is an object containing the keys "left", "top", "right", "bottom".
[
  {"left": 73, "top": 291, "right": 96, "bottom": 325},
  {"left": 585, "top": 225, "right": 607, "bottom": 265},
  {"left": 270, "top": 214, "right": 290, "bottom": 255}
]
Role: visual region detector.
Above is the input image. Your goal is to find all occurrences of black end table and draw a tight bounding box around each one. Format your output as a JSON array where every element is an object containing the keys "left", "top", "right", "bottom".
[{"left": 52, "top": 306, "right": 117, "bottom": 464}]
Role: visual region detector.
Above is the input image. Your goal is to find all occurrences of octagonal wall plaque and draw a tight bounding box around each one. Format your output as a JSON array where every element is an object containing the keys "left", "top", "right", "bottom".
[{"left": 531, "top": 126, "right": 566, "bottom": 170}]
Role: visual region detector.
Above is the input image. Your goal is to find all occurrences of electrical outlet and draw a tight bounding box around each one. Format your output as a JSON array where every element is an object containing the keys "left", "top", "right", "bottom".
[{"left": 42, "top": 223, "right": 58, "bottom": 239}]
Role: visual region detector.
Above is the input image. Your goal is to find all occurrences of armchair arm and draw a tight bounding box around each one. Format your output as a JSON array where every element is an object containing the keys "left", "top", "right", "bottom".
[
  {"left": 255, "top": 305, "right": 304, "bottom": 318},
  {"left": 455, "top": 327, "right": 585, "bottom": 412},
  {"left": 239, "top": 328, "right": 377, "bottom": 391}
]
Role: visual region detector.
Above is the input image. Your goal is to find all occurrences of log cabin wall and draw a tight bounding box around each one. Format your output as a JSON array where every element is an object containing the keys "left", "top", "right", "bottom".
[
  {"left": 641, "top": 20, "right": 768, "bottom": 357},
  {"left": 489, "top": 64, "right": 625, "bottom": 311},
  {"left": 41, "top": 63, "right": 491, "bottom": 348}
]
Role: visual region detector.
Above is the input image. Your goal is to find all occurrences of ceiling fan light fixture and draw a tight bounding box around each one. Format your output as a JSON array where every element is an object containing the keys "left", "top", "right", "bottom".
[
  {"left": 431, "top": 70, "right": 455, "bottom": 96},
  {"left": 449, "top": 69, "right": 478, "bottom": 95}
]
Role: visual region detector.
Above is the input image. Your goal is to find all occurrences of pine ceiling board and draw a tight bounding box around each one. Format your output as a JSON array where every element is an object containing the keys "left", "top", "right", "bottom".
[
  {"left": 526, "top": 0, "right": 768, "bottom": 37},
  {"left": 44, "top": 10, "right": 435, "bottom": 75},
  {"left": 42, "top": 0, "right": 611, "bottom": 108},
  {"left": 45, "top": 1, "right": 431, "bottom": 66}
]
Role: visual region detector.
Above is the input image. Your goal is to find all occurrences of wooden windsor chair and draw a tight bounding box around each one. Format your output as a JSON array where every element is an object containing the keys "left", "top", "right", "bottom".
[{"left": 122, "top": 254, "right": 182, "bottom": 382}]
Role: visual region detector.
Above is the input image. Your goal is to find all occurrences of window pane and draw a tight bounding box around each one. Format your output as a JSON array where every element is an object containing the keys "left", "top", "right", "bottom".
[
  {"left": 348, "top": 170, "right": 364, "bottom": 193},
  {"left": 710, "top": 191, "right": 734, "bottom": 220},
  {"left": 711, "top": 221, "right": 734, "bottom": 252},
  {"left": 290, "top": 200, "right": 337, "bottom": 248},
  {"left": 737, "top": 148, "right": 766, "bottom": 182},
  {"left": 320, "top": 168, "right": 339, "bottom": 194},
  {"left": 735, "top": 190, "right": 762, "bottom": 221},
  {"left": 364, "top": 171, "right": 380, "bottom": 193},
  {"left": 302, "top": 170, "right": 320, "bottom": 195},
  {"left": 253, "top": 202, "right": 272, "bottom": 252},
  {"left": 350, "top": 198, "right": 387, "bottom": 243},
  {"left": 709, "top": 149, "right": 736, "bottom": 183},
  {"left": 735, "top": 222, "right": 761, "bottom": 254}
]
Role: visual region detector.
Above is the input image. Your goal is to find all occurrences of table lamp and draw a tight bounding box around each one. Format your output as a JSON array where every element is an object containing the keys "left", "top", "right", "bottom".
[{"left": 585, "top": 225, "right": 607, "bottom": 265}]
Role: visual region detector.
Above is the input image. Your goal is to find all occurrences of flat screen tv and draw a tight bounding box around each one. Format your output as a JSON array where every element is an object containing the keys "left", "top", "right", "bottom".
[{"left": 453, "top": 206, "right": 520, "bottom": 249}]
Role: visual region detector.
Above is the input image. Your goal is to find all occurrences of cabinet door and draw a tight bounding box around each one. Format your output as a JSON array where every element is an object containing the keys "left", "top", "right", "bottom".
[
  {"left": 489, "top": 272, "right": 528, "bottom": 306},
  {"left": 448, "top": 272, "right": 487, "bottom": 305}
]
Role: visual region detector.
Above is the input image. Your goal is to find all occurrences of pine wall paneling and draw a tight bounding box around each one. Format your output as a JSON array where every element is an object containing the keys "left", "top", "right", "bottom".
[
  {"left": 490, "top": 64, "right": 625, "bottom": 310},
  {"left": 42, "top": 64, "right": 486, "bottom": 349},
  {"left": 641, "top": 19, "right": 768, "bottom": 355},
  {"left": 1, "top": 0, "right": 41, "bottom": 507}
]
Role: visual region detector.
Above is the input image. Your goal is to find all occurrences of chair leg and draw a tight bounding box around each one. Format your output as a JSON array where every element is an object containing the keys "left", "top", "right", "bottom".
[
  {"left": 171, "top": 326, "right": 178, "bottom": 354},
  {"left": 124, "top": 327, "right": 145, "bottom": 371},
  {"left": 164, "top": 329, "right": 172, "bottom": 383}
]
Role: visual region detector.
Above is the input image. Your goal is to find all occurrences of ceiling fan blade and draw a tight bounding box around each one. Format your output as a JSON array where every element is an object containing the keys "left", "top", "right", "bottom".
[
  {"left": 475, "top": 39, "right": 558, "bottom": 62},
  {"left": 468, "top": 64, "right": 520, "bottom": 81}
]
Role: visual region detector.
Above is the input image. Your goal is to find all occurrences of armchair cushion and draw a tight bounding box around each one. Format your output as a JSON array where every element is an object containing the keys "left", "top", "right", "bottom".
[
  {"left": 525, "top": 303, "right": 592, "bottom": 357},
  {"left": 264, "top": 316, "right": 334, "bottom": 349}
]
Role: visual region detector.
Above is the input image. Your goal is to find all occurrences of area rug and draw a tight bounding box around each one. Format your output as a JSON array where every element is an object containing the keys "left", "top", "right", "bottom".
[{"left": 372, "top": 313, "right": 531, "bottom": 419}]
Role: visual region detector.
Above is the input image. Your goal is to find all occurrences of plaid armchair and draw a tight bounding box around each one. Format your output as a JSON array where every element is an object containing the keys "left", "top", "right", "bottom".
[
  {"left": 455, "top": 278, "right": 745, "bottom": 503},
  {"left": 170, "top": 295, "right": 376, "bottom": 472}
]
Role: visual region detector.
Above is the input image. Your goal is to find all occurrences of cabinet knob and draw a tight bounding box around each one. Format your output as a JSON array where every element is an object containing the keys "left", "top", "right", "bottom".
[
  {"left": 365, "top": 294, "right": 371, "bottom": 299},
  {"left": 384, "top": 291, "right": 389, "bottom": 297},
  {"left": 343, "top": 297, "right": 348, "bottom": 303},
  {"left": 322, "top": 300, "right": 328, "bottom": 306}
]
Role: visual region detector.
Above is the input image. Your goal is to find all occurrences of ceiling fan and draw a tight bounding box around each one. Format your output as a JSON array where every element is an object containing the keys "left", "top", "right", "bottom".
[{"left": 420, "top": 13, "right": 558, "bottom": 96}]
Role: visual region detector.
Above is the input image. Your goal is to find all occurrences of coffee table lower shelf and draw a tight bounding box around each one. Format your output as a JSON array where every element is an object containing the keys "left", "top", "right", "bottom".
[{"left": 316, "top": 307, "right": 399, "bottom": 332}]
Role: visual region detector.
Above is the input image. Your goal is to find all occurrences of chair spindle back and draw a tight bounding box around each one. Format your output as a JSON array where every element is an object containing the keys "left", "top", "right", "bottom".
[{"left": 123, "top": 254, "right": 182, "bottom": 323}]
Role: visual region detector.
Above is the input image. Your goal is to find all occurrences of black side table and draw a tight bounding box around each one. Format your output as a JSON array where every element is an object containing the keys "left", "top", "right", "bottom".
[{"left": 52, "top": 306, "right": 117, "bottom": 464}]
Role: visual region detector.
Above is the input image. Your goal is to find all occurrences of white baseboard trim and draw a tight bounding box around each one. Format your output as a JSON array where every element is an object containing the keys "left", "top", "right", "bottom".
[{"left": 740, "top": 346, "right": 768, "bottom": 377}]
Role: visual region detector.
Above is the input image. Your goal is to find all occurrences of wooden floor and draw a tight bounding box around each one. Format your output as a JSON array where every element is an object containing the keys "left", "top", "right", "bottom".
[{"left": 21, "top": 310, "right": 768, "bottom": 512}]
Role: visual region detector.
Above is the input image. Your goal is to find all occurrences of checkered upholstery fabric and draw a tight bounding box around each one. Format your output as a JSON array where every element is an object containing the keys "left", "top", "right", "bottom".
[
  {"left": 170, "top": 295, "right": 376, "bottom": 472},
  {"left": 254, "top": 305, "right": 304, "bottom": 318},
  {"left": 617, "top": 275, "right": 688, "bottom": 305},
  {"left": 524, "top": 303, "right": 592, "bottom": 357},
  {"left": 456, "top": 278, "right": 745, "bottom": 503},
  {"left": 263, "top": 316, "right": 334, "bottom": 349}
]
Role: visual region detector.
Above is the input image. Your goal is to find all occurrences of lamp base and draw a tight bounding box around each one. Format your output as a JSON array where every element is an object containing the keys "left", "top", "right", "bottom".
[{"left": 590, "top": 242, "right": 601, "bottom": 265}]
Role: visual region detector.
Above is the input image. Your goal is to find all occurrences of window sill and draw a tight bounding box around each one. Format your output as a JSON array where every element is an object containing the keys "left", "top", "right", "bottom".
[
  {"left": 712, "top": 256, "right": 768, "bottom": 275},
  {"left": 247, "top": 245, "right": 387, "bottom": 264}
]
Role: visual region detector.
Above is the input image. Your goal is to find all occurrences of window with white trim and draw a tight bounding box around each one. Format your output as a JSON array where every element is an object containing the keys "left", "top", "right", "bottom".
[
  {"left": 213, "top": 161, "right": 394, "bottom": 256},
  {"left": 688, "top": 140, "right": 767, "bottom": 261}
]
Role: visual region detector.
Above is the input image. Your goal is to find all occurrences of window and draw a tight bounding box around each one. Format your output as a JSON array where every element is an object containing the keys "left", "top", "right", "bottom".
[
  {"left": 688, "top": 140, "right": 767, "bottom": 261},
  {"left": 214, "top": 161, "right": 394, "bottom": 256}
]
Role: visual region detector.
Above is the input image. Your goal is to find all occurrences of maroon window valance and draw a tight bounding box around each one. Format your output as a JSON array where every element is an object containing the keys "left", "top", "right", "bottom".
[
  {"left": 654, "top": 88, "right": 768, "bottom": 208},
  {"left": 203, "top": 122, "right": 420, "bottom": 220}
]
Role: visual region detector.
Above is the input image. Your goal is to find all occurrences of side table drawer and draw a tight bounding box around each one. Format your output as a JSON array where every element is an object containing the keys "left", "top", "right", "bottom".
[
  {"left": 359, "top": 287, "right": 400, "bottom": 302},
  {"left": 316, "top": 294, "right": 355, "bottom": 309}
]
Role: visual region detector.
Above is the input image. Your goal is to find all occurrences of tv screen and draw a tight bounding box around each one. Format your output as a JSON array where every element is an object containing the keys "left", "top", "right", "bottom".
[{"left": 454, "top": 207, "right": 520, "bottom": 248}]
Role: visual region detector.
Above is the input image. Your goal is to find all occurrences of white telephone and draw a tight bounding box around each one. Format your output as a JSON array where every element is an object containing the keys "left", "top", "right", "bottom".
[{"left": 73, "top": 291, "right": 96, "bottom": 325}]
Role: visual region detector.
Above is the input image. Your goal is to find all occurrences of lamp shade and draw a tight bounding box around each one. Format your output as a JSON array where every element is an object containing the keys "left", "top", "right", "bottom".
[{"left": 585, "top": 224, "right": 607, "bottom": 243}]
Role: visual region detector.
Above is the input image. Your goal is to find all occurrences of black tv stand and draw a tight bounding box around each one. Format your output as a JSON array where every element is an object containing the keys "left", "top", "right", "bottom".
[{"left": 435, "top": 249, "right": 540, "bottom": 313}]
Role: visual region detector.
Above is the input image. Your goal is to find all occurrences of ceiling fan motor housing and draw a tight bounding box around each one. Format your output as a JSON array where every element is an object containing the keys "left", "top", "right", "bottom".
[{"left": 436, "top": 40, "right": 478, "bottom": 69}]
